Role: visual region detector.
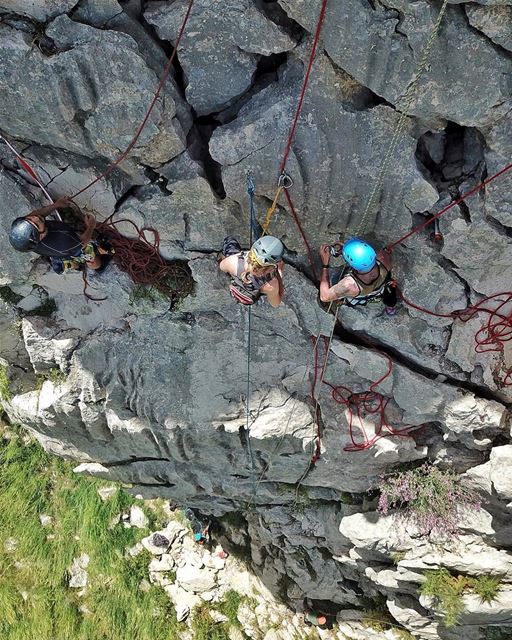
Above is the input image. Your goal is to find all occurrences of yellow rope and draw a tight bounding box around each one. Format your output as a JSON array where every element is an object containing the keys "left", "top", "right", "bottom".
[
  {"left": 353, "top": 0, "right": 450, "bottom": 238},
  {"left": 261, "top": 185, "right": 284, "bottom": 236}
]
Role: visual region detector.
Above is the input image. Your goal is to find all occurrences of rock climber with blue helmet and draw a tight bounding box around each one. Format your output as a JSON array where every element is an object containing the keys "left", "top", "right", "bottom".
[
  {"left": 219, "top": 235, "right": 285, "bottom": 307},
  {"left": 318, "top": 238, "right": 397, "bottom": 315}
]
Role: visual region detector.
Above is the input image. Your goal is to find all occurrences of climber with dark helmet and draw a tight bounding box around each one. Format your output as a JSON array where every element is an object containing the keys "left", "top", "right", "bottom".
[
  {"left": 219, "top": 235, "right": 285, "bottom": 307},
  {"left": 318, "top": 237, "right": 397, "bottom": 315},
  {"left": 8, "top": 196, "right": 111, "bottom": 274}
]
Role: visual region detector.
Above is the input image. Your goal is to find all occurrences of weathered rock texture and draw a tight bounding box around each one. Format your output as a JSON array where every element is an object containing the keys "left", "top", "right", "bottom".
[{"left": 0, "top": 1, "right": 511, "bottom": 638}]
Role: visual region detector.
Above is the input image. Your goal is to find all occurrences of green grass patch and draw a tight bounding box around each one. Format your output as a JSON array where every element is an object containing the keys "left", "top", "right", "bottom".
[
  {"left": 420, "top": 568, "right": 502, "bottom": 627},
  {"left": 0, "top": 364, "right": 11, "bottom": 401},
  {"left": 35, "top": 368, "right": 68, "bottom": 390},
  {"left": 191, "top": 605, "right": 230, "bottom": 640},
  {"left": 0, "top": 432, "right": 180, "bottom": 640},
  {"left": 129, "top": 285, "right": 164, "bottom": 306},
  {"left": 217, "top": 590, "right": 245, "bottom": 628}
]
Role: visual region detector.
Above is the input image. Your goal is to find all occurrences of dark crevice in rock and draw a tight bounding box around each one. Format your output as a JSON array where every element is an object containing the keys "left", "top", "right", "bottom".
[
  {"left": 429, "top": 248, "right": 473, "bottom": 308},
  {"left": 213, "top": 51, "right": 290, "bottom": 127},
  {"left": 329, "top": 313, "right": 511, "bottom": 406},
  {"left": 485, "top": 212, "right": 512, "bottom": 239},
  {"left": 255, "top": 0, "right": 306, "bottom": 41},
  {"left": 185, "top": 121, "right": 226, "bottom": 199},
  {"left": 415, "top": 121, "right": 486, "bottom": 195},
  {"left": 323, "top": 52, "right": 393, "bottom": 112},
  {"left": 179, "top": 49, "right": 290, "bottom": 199},
  {"left": 102, "top": 456, "right": 172, "bottom": 467},
  {"left": 458, "top": 199, "right": 472, "bottom": 224},
  {"left": 134, "top": 13, "right": 226, "bottom": 197},
  {"left": 142, "top": 165, "right": 170, "bottom": 194},
  {"left": 113, "top": 184, "right": 143, "bottom": 213},
  {"left": 117, "top": 0, "right": 143, "bottom": 21}
]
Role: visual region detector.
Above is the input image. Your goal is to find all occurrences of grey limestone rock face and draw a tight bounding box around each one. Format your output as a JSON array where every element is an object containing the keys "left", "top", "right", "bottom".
[
  {"left": 1, "top": 2, "right": 512, "bottom": 638},
  {"left": 145, "top": 0, "right": 295, "bottom": 115},
  {"left": 466, "top": 4, "right": 512, "bottom": 52},
  {"left": 210, "top": 50, "right": 438, "bottom": 254},
  {"left": 277, "top": 0, "right": 512, "bottom": 127},
  {"left": 0, "top": 0, "right": 76, "bottom": 20},
  {"left": 115, "top": 176, "right": 245, "bottom": 258},
  {"left": 0, "top": 15, "right": 187, "bottom": 174},
  {"left": 0, "top": 172, "right": 35, "bottom": 285}
]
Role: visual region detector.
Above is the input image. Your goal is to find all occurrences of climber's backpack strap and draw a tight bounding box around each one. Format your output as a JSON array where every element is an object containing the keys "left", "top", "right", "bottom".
[
  {"left": 229, "top": 279, "right": 261, "bottom": 305},
  {"left": 229, "top": 253, "right": 261, "bottom": 305}
]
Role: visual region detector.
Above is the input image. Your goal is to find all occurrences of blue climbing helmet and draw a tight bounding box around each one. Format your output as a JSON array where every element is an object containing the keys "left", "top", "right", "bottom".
[
  {"left": 8, "top": 217, "right": 40, "bottom": 252},
  {"left": 342, "top": 238, "right": 377, "bottom": 273},
  {"left": 250, "top": 236, "right": 284, "bottom": 266}
]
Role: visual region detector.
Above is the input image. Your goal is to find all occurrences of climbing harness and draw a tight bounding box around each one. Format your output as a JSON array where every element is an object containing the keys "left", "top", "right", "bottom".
[
  {"left": 72, "top": 0, "right": 196, "bottom": 199},
  {"left": 0, "top": 135, "right": 61, "bottom": 220},
  {"left": 354, "top": 0, "right": 450, "bottom": 238}
]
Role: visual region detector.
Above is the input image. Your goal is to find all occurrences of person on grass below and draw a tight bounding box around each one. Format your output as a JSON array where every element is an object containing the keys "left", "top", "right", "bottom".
[
  {"left": 8, "top": 196, "right": 110, "bottom": 274},
  {"left": 219, "top": 235, "right": 285, "bottom": 307},
  {"left": 318, "top": 237, "right": 397, "bottom": 315}
]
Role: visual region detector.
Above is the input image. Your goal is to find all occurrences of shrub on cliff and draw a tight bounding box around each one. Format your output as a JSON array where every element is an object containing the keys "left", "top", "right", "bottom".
[
  {"left": 377, "top": 463, "right": 481, "bottom": 536},
  {"left": 420, "top": 568, "right": 501, "bottom": 627}
]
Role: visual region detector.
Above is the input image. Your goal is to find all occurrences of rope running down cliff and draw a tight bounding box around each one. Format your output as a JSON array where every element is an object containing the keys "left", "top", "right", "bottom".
[{"left": 353, "top": 0, "right": 450, "bottom": 237}]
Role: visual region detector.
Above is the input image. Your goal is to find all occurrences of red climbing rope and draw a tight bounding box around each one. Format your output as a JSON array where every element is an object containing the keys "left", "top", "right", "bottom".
[
  {"left": 386, "top": 161, "right": 512, "bottom": 253},
  {"left": 396, "top": 286, "right": 512, "bottom": 386},
  {"left": 312, "top": 335, "right": 419, "bottom": 452},
  {"left": 284, "top": 189, "right": 318, "bottom": 279},
  {"left": 72, "top": 0, "right": 195, "bottom": 199},
  {"left": 383, "top": 160, "right": 512, "bottom": 387},
  {"left": 279, "top": 0, "right": 329, "bottom": 174},
  {"left": 274, "top": 0, "right": 328, "bottom": 466},
  {"left": 96, "top": 216, "right": 170, "bottom": 285}
]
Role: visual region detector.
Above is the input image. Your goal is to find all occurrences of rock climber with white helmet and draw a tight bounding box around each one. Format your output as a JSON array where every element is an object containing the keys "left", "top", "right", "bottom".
[
  {"left": 318, "top": 238, "right": 397, "bottom": 315},
  {"left": 219, "top": 235, "right": 285, "bottom": 307}
]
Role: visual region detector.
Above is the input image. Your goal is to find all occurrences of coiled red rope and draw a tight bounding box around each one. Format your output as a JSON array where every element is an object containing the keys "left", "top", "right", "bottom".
[
  {"left": 312, "top": 335, "right": 419, "bottom": 453},
  {"left": 97, "top": 216, "right": 170, "bottom": 285}
]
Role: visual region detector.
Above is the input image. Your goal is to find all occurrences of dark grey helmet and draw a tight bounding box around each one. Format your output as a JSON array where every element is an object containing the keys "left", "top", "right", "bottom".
[
  {"left": 250, "top": 236, "right": 284, "bottom": 265},
  {"left": 9, "top": 217, "right": 39, "bottom": 252}
]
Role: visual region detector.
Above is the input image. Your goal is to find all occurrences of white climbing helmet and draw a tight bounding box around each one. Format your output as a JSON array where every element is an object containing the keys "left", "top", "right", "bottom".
[{"left": 250, "top": 236, "right": 284, "bottom": 266}]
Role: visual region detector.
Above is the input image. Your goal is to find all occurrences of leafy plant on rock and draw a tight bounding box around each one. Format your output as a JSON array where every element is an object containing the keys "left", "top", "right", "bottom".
[
  {"left": 377, "top": 463, "right": 481, "bottom": 536},
  {"left": 420, "top": 568, "right": 502, "bottom": 627},
  {"left": 0, "top": 365, "right": 11, "bottom": 402}
]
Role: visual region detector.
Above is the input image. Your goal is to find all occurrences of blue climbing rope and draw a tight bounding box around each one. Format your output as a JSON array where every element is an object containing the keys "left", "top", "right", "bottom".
[
  {"left": 247, "top": 172, "right": 261, "bottom": 242},
  {"left": 245, "top": 172, "right": 256, "bottom": 472}
]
